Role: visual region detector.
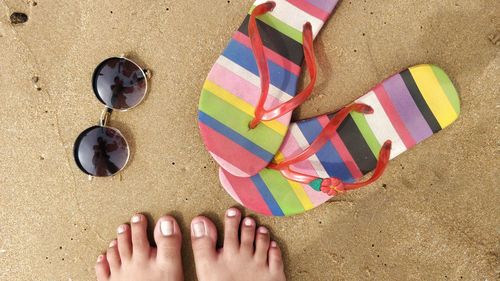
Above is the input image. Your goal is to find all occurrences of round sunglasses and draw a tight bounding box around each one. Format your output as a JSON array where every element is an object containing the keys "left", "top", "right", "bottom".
[{"left": 74, "top": 56, "right": 150, "bottom": 177}]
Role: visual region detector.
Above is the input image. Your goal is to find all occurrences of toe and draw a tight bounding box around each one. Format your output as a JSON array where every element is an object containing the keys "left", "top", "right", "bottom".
[
  {"left": 106, "top": 240, "right": 121, "bottom": 271},
  {"left": 95, "top": 254, "right": 110, "bottom": 281},
  {"left": 240, "top": 217, "right": 256, "bottom": 255},
  {"left": 191, "top": 216, "right": 218, "bottom": 269},
  {"left": 116, "top": 224, "right": 132, "bottom": 261},
  {"left": 223, "top": 208, "right": 241, "bottom": 253},
  {"left": 130, "top": 214, "right": 151, "bottom": 258},
  {"left": 268, "top": 241, "right": 284, "bottom": 274},
  {"left": 254, "top": 226, "right": 270, "bottom": 264},
  {"left": 154, "top": 216, "right": 182, "bottom": 265}
]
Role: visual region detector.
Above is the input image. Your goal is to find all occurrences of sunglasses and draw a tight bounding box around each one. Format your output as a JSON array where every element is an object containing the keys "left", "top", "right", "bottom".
[{"left": 73, "top": 56, "right": 150, "bottom": 177}]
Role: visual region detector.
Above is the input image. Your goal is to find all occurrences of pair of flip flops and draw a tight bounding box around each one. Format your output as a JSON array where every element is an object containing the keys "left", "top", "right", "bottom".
[{"left": 198, "top": 0, "right": 460, "bottom": 216}]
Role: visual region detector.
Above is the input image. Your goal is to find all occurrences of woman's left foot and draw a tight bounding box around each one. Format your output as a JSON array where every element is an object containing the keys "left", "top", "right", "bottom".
[{"left": 95, "top": 214, "right": 184, "bottom": 281}]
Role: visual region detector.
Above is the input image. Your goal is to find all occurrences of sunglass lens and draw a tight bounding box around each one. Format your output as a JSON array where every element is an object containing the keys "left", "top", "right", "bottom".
[
  {"left": 74, "top": 126, "right": 129, "bottom": 177},
  {"left": 92, "top": 57, "right": 147, "bottom": 110}
]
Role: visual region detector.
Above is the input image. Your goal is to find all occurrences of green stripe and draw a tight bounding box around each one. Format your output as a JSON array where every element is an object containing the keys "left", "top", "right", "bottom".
[
  {"left": 249, "top": 6, "right": 303, "bottom": 44},
  {"left": 350, "top": 112, "right": 381, "bottom": 158},
  {"left": 259, "top": 169, "right": 304, "bottom": 215},
  {"left": 199, "top": 89, "right": 283, "bottom": 153},
  {"left": 431, "top": 65, "right": 461, "bottom": 115}
]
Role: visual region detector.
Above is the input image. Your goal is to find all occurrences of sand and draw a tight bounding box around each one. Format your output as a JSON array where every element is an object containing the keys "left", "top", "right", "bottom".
[{"left": 0, "top": 0, "right": 498, "bottom": 280}]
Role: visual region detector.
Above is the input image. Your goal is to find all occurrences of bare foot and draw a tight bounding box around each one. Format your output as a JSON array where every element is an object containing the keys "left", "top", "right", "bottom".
[
  {"left": 95, "top": 214, "right": 183, "bottom": 281},
  {"left": 191, "top": 208, "right": 286, "bottom": 281}
]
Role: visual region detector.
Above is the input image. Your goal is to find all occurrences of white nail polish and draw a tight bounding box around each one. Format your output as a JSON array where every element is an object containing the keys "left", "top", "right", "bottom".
[
  {"left": 160, "top": 220, "right": 173, "bottom": 236},
  {"left": 270, "top": 241, "right": 278, "bottom": 248},
  {"left": 117, "top": 225, "right": 126, "bottom": 234},
  {"left": 227, "top": 209, "right": 237, "bottom": 217},
  {"left": 258, "top": 227, "right": 268, "bottom": 234},
  {"left": 193, "top": 222, "right": 206, "bottom": 238},
  {"left": 109, "top": 240, "right": 116, "bottom": 248},
  {"left": 244, "top": 218, "right": 253, "bottom": 226},
  {"left": 96, "top": 255, "right": 103, "bottom": 263},
  {"left": 131, "top": 215, "right": 141, "bottom": 223}
]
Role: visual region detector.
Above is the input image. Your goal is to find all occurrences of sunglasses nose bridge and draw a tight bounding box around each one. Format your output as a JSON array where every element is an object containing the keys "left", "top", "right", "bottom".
[{"left": 99, "top": 107, "right": 113, "bottom": 127}]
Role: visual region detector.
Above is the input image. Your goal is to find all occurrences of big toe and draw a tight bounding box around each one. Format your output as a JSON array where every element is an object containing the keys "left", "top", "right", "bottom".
[
  {"left": 154, "top": 216, "right": 182, "bottom": 263},
  {"left": 191, "top": 216, "right": 218, "bottom": 269}
]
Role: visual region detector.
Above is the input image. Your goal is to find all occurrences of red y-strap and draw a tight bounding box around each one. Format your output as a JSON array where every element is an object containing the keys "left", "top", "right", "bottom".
[
  {"left": 269, "top": 103, "right": 393, "bottom": 196},
  {"left": 248, "top": 2, "right": 317, "bottom": 129}
]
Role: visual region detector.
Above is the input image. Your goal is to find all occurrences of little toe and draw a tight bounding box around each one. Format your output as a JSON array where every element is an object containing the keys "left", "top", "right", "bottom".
[
  {"left": 268, "top": 241, "right": 285, "bottom": 275},
  {"left": 130, "top": 214, "right": 151, "bottom": 258},
  {"left": 95, "top": 254, "right": 110, "bottom": 281},
  {"left": 240, "top": 217, "right": 256, "bottom": 255},
  {"left": 254, "top": 226, "right": 270, "bottom": 264},
  {"left": 223, "top": 208, "right": 241, "bottom": 252},
  {"left": 191, "top": 216, "right": 218, "bottom": 268},
  {"left": 154, "top": 216, "right": 182, "bottom": 264},
  {"left": 106, "top": 240, "right": 121, "bottom": 271},
  {"left": 116, "top": 224, "right": 132, "bottom": 261}
]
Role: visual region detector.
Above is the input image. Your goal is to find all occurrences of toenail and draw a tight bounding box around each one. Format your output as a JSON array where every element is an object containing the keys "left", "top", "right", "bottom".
[
  {"left": 96, "top": 255, "right": 103, "bottom": 263},
  {"left": 270, "top": 241, "right": 277, "bottom": 248},
  {"left": 109, "top": 240, "right": 117, "bottom": 248},
  {"left": 244, "top": 218, "right": 254, "bottom": 226},
  {"left": 227, "top": 209, "right": 238, "bottom": 217},
  {"left": 160, "top": 220, "right": 173, "bottom": 236},
  {"left": 117, "top": 225, "right": 127, "bottom": 234},
  {"left": 131, "top": 215, "right": 141, "bottom": 223},
  {"left": 258, "top": 227, "right": 268, "bottom": 234},
  {"left": 192, "top": 221, "right": 206, "bottom": 238}
]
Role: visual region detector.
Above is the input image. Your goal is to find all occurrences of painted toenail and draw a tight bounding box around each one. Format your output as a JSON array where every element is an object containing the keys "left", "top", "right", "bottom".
[
  {"left": 244, "top": 218, "right": 254, "bottom": 226},
  {"left": 258, "top": 227, "right": 268, "bottom": 234},
  {"left": 160, "top": 220, "right": 173, "bottom": 236},
  {"left": 131, "top": 215, "right": 141, "bottom": 223},
  {"left": 192, "top": 222, "right": 206, "bottom": 238},
  {"left": 270, "top": 241, "right": 277, "bottom": 248},
  {"left": 96, "top": 255, "right": 103, "bottom": 263},
  {"left": 109, "top": 240, "right": 117, "bottom": 248},
  {"left": 227, "top": 209, "right": 237, "bottom": 217},
  {"left": 117, "top": 225, "right": 127, "bottom": 234}
]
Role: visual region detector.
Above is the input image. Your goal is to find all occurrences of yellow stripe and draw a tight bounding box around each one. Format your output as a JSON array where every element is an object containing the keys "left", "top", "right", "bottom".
[
  {"left": 273, "top": 151, "right": 285, "bottom": 163},
  {"left": 288, "top": 180, "right": 314, "bottom": 211},
  {"left": 203, "top": 80, "right": 288, "bottom": 136},
  {"left": 409, "top": 65, "right": 458, "bottom": 128}
]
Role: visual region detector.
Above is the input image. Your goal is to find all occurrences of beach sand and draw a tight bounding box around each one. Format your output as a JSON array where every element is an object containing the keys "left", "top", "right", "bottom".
[{"left": 0, "top": 0, "right": 498, "bottom": 280}]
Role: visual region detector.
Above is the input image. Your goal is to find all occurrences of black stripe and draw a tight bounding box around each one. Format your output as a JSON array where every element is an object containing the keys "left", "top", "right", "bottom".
[
  {"left": 238, "top": 15, "right": 304, "bottom": 66},
  {"left": 400, "top": 70, "right": 442, "bottom": 133},
  {"left": 336, "top": 115, "right": 378, "bottom": 175}
]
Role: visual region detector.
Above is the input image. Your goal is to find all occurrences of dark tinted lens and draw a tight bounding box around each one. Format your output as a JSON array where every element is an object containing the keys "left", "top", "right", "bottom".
[
  {"left": 92, "top": 57, "right": 146, "bottom": 110},
  {"left": 74, "top": 126, "right": 129, "bottom": 177}
]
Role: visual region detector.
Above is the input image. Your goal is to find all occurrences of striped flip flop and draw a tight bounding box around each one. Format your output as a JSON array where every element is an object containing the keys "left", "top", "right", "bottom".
[
  {"left": 198, "top": 0, "right": 339, "bottom": 177},
  {"left": 220, "top": 64, "right": 461, "bottom": 216}
]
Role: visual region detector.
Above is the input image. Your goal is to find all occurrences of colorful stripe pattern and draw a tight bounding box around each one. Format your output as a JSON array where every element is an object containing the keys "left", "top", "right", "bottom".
[
  {"left": 220, "top": 65, "right": 461, "bottom": 216},
  {"left": 198, "top": 0, "right": 338, "bottom": 177}
]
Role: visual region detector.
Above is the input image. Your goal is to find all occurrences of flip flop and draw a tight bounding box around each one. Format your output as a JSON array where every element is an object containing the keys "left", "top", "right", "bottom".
[
  {"left": 220, "top": 64, "right": 461, "bottom": 216},
  {"left": 198, "top": 0, "right": 340, "bottom": 177}
]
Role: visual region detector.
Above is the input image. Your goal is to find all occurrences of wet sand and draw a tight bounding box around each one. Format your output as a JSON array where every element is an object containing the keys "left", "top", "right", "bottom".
[{"left": 0, "top": 0, "right": 498, "bottom": 280}]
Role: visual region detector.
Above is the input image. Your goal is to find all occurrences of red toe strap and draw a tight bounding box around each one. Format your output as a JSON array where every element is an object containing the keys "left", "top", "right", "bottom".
[{"left": 248, "top": 2, "right": 317, "bottom": 129}]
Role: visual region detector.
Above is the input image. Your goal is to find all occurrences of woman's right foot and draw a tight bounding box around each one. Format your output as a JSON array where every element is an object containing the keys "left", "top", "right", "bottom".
[{"left": 191, "top": 208, "right": 286, "bottom": 281}]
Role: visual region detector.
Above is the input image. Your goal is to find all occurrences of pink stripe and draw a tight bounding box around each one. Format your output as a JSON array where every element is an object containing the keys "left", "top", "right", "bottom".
[
  {"left": 207, "top": 63, "right": 290, "bottom": 126},
  {"left": 374, "top": 84, "right": 416, "bottom": 149},
  {"left": 279, "top": 129, "right": 320, "bottom": 177},
  {"left": 317, "top": 116, "right": 363, "bottom": 179},
  {"left": 199, "top": 123, "right": 267, "bottom": 175},
  {"left": 219, "top": 169, "right": 243, "bottom": 205},
  {"left": 302, "top": 183, "right": 332, "bottom": 206},
  {"left": 221, "top": 169, "right": 273, "bottom": 216},
  {"left": 287, "top": 0, "right": 330, "bottom": 21},
  {"left": 233, "top": 31, "right": 301, "bottom": 76}
]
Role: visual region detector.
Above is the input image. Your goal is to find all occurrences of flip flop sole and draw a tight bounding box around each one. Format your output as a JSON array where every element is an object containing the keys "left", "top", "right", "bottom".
[
  {"left": 220, "top": 64, "right": 461, "bottom": 216},
  {"left": 198, "top": 0, "right": 339, "bottom": 177}
]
